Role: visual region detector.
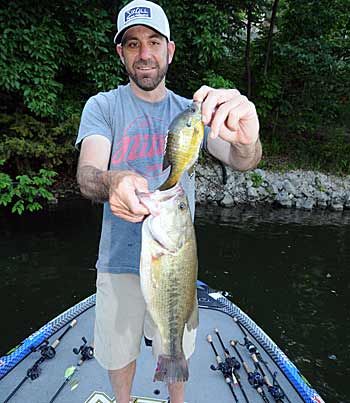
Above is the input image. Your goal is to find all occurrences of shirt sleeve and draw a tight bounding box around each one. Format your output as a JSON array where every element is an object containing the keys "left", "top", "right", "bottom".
[{"left": 75, "top": 94, "right": 113, "bottom": 150}]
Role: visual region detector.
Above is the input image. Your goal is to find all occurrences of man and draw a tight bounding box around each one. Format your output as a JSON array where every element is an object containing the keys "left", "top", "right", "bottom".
[{"left": 76, "top": 1, "right": 262, "bottom": 402}]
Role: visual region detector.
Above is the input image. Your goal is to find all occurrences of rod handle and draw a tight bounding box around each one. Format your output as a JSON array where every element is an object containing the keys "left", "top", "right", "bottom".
[
  {"left": 231, "top": 371, "right": 238, "bottom": 385},
  {"left": 70, "top": 319, "right": 77, "bottom": 328},
  {"left": 51, "top": 319, "right": 77, "bottom": 349},
  {"left": 243, "top": 361, "right": 251, "bottom": 373},
  {"left": 264, "top": 375, "right": 272, "bottom": 388},
  {"left": 207, "top": 334, "right": 222, "bottom": 363}
]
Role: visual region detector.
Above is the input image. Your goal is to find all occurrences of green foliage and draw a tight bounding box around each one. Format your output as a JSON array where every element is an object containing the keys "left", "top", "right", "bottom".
[
  {"left": 254, "top": 75, "right": 283, "bottom": 120},
  {"left": 249, "top": 171, "right": 264, "bottom": 188},
  {"left": 0, "top": 0, "right": 349, "bottom": 206},
  {"left": 163, "top": 0, "right": 232, "bottom": 96},
  {"left": 0, "top": 113, "right": 80, "bottom": 174},
  {"left": 202, "top": 71, "right": 236, "bottom": 89},
  {"left": 0, "top": 0, "right": 122, "bottom": 120},
  {"left": 0, "top": 160, "right": 57, "bottom": 214},
  {"left": 256, "top": 0, "right": 350, "bottom": 134},
  {"left": 261, "top": 129, "right": 350, "bottom": 175}
]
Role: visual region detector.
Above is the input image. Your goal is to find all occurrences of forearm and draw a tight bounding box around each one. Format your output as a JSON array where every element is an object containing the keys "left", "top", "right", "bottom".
[
  {"left": 77, "top": 164, "right": 150, "bottom": 222},
  {"left": 207, "top": 136, "right": 262, "bottom": 171},
  {"left": 228, "top": 138, "right": 262, "bottom": 171},
  {"left": 77, "top": 165, "right": 111, "bottom": 203}
]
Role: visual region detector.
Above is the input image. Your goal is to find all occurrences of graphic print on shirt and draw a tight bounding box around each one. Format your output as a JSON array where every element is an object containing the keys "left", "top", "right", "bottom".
[{"left": 110, "top": 114, "right": 168, "bottom": 188}]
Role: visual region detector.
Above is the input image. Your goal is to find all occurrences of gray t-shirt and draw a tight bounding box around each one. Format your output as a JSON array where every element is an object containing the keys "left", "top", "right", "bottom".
[{"left": 76, "top": 84, "right": 201, "bottom": 274}]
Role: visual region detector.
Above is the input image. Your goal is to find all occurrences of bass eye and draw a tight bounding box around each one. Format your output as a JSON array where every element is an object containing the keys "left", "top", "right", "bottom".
[{"left": 179, "top": 202, "right": 186, "bottom": 210}]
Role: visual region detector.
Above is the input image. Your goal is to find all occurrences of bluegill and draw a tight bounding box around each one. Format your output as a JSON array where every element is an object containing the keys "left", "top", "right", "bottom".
[
  {"left": 139, "top": 184, "right": 198, "bottom": 383},
  {"left": 160, "top": 101, "right": 204, "bottom": 191}
]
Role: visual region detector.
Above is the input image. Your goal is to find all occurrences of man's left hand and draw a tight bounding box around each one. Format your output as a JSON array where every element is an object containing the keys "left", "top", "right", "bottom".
[{"left": 193, "top": 86, "right": 259, "bottom": 146}]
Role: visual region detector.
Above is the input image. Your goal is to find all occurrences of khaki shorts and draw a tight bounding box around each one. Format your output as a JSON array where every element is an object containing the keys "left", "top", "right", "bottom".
[{"left": 94, "top": 272, "right": 197, "bottom": 370}]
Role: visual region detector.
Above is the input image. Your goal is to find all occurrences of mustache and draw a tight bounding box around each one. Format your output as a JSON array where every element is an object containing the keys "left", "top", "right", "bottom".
[{"left": 133, "top": 59, "right": 159, "bottom": 68}]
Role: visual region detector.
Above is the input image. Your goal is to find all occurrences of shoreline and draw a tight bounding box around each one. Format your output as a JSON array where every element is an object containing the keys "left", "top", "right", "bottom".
[
  {"left": 195, "top": 162, "right": 350, "bottom": 211},
  {"left": 50, "top": 164, "right": 350, "bottom": 212}
]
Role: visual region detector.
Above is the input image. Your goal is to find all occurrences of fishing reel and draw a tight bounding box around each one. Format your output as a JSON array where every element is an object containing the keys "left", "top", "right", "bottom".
[
  {"left": 241, "top": 336, "right": 258, "bottom": 355},
  {"left": 210, "top": 362, "right": 231, "bottom": 378},
  {"left": 27, "top": 362, "right": 42, "bottom": 380},
  {"left": 225, "top": 356, "right": 241, "bottom": 371},
  {"left": 39, "top": 340, "right": 56, "bottom": 359},
  {"left": 210, "top": 361, "right": 233, "bottom": 378},
  {"left": 31, "top": 339, "right": 56, "bottom": 359},
  {"left": 268, "top": 372, "right": 285, "bottom": 400},
  {"left": 248, "top": 370, "right": 264, "bottom": 388},
  {"left": 26, "top": 340, "right": 56, "bottom": 380},
  {"left": 73, "top": 337, "right": 94, "bottom": 362},
  {"left": 268, "top": 384, "right": 285, "bottom": 400}
]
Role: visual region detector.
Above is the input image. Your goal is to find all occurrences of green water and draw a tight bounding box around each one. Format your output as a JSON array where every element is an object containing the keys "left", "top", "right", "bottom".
[{"left": 0, "top": 199, "right": 349, "bottom": 402}]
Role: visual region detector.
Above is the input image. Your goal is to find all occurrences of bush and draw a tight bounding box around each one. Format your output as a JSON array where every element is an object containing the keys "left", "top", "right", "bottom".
[
  {"left": 0, "top": 113, "right": 79, "bottom": 175},
  {"left": 0, "top": 160, "right": 57, "bottom": 214},
  {"left": 0, "top": 0, "right": 122, "bottom": 120}
]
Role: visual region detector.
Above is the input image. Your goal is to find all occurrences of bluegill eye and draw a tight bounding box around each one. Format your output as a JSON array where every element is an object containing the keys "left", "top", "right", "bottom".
[
  {"left": 186, "top": 119, "right": 192, "bottom": 127},
  {"left": 179, "top": 202, "right": 186, "bottom": 210}
]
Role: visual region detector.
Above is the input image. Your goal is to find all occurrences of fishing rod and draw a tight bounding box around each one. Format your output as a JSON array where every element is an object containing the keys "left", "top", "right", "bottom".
[
  {"left": 207, "top": 335, "right": 239, "bottom": 402},
  {"left": 251, "top": 353, "right": 285, "bottom": 402},
  {"left": 230, "top": 340, "right": 269, "bottom": 403},
  {"left": 233, "top": 317, "right": 290, "bottom": 403},
  {"left": 214, "top": 328, "right": 250, "bottom": 403},
  {"left": 3, "top": 319, "right": 77, "bottom": 403},
  {"left": 48, "top": 336, "right": 94, "bottom": 403}
]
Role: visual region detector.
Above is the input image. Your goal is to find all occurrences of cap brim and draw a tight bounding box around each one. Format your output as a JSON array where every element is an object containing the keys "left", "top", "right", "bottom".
[
  {"left": 114, "top": 24, "right": 169, "bottom": 44},
  {"left": 114, "top": 27, "right": 128, "bottom": 44}
]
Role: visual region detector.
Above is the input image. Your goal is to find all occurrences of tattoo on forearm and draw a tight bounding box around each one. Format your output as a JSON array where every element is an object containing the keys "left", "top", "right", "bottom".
[{"left": 77, "top": 165, "right": 110, "bottom": 203}]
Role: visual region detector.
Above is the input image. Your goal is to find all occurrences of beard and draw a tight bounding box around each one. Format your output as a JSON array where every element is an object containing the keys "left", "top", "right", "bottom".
[{"left": 125, "top": 54, "right": 169, "bottom": 91}]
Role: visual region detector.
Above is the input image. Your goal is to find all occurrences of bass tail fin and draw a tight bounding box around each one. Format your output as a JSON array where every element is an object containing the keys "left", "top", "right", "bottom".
[{"left": 153, "top": 353, "right": 189, "bottom": 383}]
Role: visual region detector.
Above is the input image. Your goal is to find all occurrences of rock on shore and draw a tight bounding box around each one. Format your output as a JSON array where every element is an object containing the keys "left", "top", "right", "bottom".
[{"left": 195, "top": 161, "right": 350, "bottom": 211}]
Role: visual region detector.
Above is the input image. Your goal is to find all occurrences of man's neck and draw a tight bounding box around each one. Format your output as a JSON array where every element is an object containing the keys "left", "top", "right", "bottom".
[{"left": 130, "top": 80, "right": 167, "bottom": 103}]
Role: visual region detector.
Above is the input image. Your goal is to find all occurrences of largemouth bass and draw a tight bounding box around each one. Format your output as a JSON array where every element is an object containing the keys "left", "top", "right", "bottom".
[
  {"left": 160, "top": 101, "right": 204, "bottom": 190},
  {"left": 139, "top": 184, "right": 198, "bottom": 383}
]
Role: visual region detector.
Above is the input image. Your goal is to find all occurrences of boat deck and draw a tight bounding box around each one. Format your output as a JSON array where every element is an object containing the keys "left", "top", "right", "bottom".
[{"left": 0, "top": 287, "right": 319, "bottom": 403}]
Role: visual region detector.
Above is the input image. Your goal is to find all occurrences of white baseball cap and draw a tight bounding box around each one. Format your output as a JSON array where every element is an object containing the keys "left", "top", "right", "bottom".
[{"left": 114, "top": 0, "right": 170, "bottom": 44}]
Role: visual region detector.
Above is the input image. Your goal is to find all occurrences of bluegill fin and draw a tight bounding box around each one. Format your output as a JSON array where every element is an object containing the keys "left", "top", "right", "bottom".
[
  {"left": 186, "top": 296, "right": 199, "bottom": 331},
  {"left": 153, "top": 353, "right": 189, "bottom": 383}
]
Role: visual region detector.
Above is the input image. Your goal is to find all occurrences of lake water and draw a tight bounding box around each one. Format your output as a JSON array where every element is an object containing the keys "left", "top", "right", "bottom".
[{"left": 0, "top": 199, "right": 349, "bottom": 402}]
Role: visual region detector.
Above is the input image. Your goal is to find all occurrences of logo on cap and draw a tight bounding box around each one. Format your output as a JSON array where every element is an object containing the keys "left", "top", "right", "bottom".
[{"left": 124, "top": 7, "right": 151, "bottom": 22}]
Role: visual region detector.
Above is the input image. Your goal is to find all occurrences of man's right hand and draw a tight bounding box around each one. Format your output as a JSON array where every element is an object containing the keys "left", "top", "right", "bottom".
[
  {"left": 77, "top": 135, "right": 151, "bottom": 223},
  {"left": 108, "top": 170, "right": 151, "bottom": 223}
]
